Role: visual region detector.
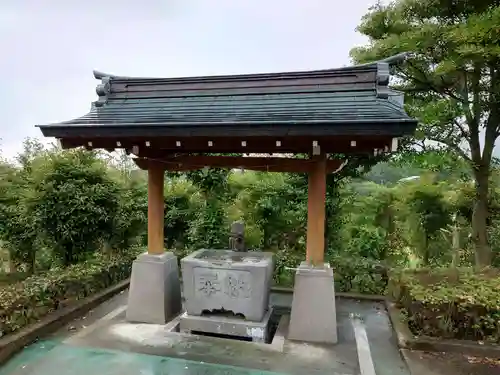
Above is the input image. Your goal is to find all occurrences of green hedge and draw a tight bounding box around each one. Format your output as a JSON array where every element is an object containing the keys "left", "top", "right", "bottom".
[
  {"left": 331, "top": 255, "right": 388, "bottom": 295},
  {"left": 273, "top": 249, "right": 388, "bottom": 294},
  {"left": 389, "top": 268, "right": 500, "bottom": 343},
  {"left": 0, "top": 250, "right": 140, "bottom": 337}
]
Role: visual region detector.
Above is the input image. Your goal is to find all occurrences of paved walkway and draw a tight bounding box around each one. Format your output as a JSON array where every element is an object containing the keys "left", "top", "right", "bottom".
[{"left": 1, "top": 291, "right": 410, "bottom": 375}]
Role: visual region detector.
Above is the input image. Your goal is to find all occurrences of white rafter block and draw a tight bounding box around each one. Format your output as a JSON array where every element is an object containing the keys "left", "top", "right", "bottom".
[
  {"left": 208, "top": 141, "right": 213, "bottom": 147},
  {"left": 241, "top": 141, "right": 247, "bottom": 147},
  {"left": 116, "top": 141, "right": 121, "bottom": 147},
  {"left": 391, "top": 138, "right": 399, "bottom": 152},
  {"left": 145, "top": 141, "right": 151, "bottom": 147},
  {"left": 350, "top": 140, "right": 356, "bottom": 147},
  {"left": 87, "top": 141, "right": 93, "bottom": 147},
  {"left": 312, "top": 140, "right": 321, "bottom": 155},
  {"left": 176, "top": 141, "right": 181, "bottom": 147},
  {"left": 276, "top": 140, "right": 281, "bottom": 147}
]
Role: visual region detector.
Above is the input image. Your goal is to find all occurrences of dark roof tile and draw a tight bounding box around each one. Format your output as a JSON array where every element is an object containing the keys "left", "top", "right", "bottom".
[{"left": 38, "top": 55, "right": 417, "bottom": 138}]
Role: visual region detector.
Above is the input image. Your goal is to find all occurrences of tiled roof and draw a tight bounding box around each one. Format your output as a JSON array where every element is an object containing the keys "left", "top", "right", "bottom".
[{"left": 38, "top": 55, "right": 417, "bottom": 138}]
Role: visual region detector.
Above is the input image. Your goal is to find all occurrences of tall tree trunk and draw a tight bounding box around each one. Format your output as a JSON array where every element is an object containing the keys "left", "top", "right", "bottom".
[
  {"left": 451, "top": 214, "right": 460, "bottom": 268},
  {"left": 8, "top": 258, "right": 17, "bottom": 273},
  {"left": 103, "top": 241, "right": 113, "bottom": 260},
  {"left": 472, "top": 170, "right": 492, "bottom": 268},
  {"left": 423, "top": 235, "right": 430, "bottom": 266},
  {"left": 28, "top": 254, "right": 35, "bottom": 275}
]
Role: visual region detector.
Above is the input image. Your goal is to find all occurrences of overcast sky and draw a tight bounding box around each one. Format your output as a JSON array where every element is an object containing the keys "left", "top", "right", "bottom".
[{"left": 0, "top": 0, "right": 380, "bottom": 159}]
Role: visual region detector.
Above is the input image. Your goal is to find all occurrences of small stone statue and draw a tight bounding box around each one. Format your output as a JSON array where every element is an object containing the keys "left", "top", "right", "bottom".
[{"left": 229, "top": 221, "right": 246, "bottom": 252}]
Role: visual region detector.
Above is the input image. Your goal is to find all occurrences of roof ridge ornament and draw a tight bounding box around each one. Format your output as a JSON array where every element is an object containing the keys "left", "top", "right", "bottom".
[
  {"left": 353, "top": 52, "right": 412, "bottom": 68},
  {"left": 93, "top": 70, "right": 116, "bottom": 80},
  {"left": 376, "top": 62, "right": 391, "bottom": 99},
  {"left": 371, "top": 53, "right": 412, "bottom": 100},
  {"left": 378, "top": 52, "right": 412, "bottom": 65},
  {"left": 93, "top": 71, "right": 113, "bottom": 107}
]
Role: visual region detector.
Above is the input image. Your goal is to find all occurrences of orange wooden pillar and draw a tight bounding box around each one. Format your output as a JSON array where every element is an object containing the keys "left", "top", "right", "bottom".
[
  {"left": 289, "top": 153, "right": 337, "bottom": 344},
  {"left": 127, "top": 159, "right": 182, "bottom": 324},
  {"left": 147, "top": 160, "right": 165, "bottom": 254},
  {"left": 306, "top": 154, "right": 327, "bottom": 265}
]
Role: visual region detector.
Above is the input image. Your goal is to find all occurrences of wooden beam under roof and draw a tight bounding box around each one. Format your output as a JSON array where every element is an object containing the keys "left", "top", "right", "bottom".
[
  {"left": 58, "top": 135, "right": 395, "bottom": 155},
  {"left": 133, "top": 155, "right": 345, "bottom": 174}
]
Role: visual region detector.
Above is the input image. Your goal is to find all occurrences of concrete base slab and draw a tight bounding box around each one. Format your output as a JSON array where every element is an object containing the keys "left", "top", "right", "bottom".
[
  {"left": 7, "top": 292, "right": 413, "bottom": 375},
  {"left": 288, "top": 262, "right": 338, "bottom": 344},
  {"left": 179, "top": 308, "right": 273, "bottom": 343},
  {"left": 126, "top": 252, "right": 182, "bottom": 324}
]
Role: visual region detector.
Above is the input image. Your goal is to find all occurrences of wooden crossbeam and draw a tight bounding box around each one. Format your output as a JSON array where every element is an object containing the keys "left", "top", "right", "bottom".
[{"left": 133, "top": 155, "right": 344, "bottom": 173}]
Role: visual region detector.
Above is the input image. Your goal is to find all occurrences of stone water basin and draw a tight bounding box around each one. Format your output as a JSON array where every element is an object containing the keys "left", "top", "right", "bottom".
[{"left": 181, "top": 249, "right": 274, "bottom": 322}]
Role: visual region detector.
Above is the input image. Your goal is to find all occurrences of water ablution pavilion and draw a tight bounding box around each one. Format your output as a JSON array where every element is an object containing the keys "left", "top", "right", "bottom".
[{"left": 37, "top": 54, "right": 417, "bottom": 346}]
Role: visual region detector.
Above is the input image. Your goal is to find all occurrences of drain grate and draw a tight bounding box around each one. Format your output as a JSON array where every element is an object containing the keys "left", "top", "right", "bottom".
[{"left": 191, "top": 330, "right": 253, "bottom": 342}]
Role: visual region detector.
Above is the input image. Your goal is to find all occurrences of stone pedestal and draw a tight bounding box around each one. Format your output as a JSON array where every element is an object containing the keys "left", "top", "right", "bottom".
[
  {"left": 288, "top": 262, "right": 338, "bottom": 344},
  {"left": 126, "top": 252, "right": 182, "bottom": 324},
  {"left": 179, "top": 308, "right": 273, "bottom": 343}
]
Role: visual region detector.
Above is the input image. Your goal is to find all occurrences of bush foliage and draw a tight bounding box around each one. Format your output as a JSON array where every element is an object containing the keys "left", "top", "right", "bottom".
[
  {"left": 273, "top": 249, "right": 388, "bottom": 294},
  {"left": 0, "top": 249, "right": 140, "bottom": 336},
  {"left": 1, "top": 139, "right": 500, "bottom": 342},
  {"left": 389, "top": 268, "right": 500, "bottom": 343}
]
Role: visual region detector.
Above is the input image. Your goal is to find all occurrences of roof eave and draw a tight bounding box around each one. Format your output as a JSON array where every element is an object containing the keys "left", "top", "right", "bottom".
[{"left": 37, "top": 120, "right": 417, "bottom": 139}]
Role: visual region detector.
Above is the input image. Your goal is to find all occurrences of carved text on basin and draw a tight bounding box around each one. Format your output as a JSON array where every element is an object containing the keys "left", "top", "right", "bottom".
[{"left": 194, "top": 268, "right": 252, "bottom": 300}]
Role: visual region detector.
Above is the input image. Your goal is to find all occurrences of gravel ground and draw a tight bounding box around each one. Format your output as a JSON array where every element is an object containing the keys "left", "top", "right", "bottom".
[{"left": 407, "top": 350, "right": 499, "bottom": 375}]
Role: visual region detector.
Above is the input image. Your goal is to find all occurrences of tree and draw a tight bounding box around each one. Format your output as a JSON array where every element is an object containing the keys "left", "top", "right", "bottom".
[
  {"left": 406, "top": 182, "right": 452, "bottom": 265},
  {"left": 164, "top": 179, "right": 199, "bottom": 249},
  {"left": 0, "top": 138, "right": 49, "bottom": 273},
  {"left": 16, "top": 138, "right": 46, "bottom": 170},
  {"left": 179, "top": 167, "right": 231, "bottom": 248},
  {"left": 351, "top": 0, "right": 500, "bottom": 266},
  {"left": 30, "top": 149, "right": 121, "bottom": 265},
  {"left": 108, "top": 177, "right": 148, "bottom": 251},
  {"left": 0, "top": 159, "right": 39, "bottom": 273}
]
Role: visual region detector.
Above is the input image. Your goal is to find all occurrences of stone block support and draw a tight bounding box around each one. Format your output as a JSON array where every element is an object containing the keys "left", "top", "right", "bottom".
[
  {"left": 126, "top": 252, "right": 182, "bottom": 324},
  {"left": 288, "top": 262, "right": 338, "bottom": 344}
]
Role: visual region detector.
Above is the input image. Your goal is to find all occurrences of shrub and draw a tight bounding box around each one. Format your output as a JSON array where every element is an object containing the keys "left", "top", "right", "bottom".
[
  {"left": 389, "top": 268, "right": 500, "bottom": 343},
  {"left": 273, "top": 249, "right": 388, "bottom": 294},
  {"left": 273, "top": 248, "right": 303, "bottom": 287},
  {"left": 331, "top": 256, "right": 388, "bottom": 295},
  {"left": 0, "top": 248, "right": 141, "bottom": 337}
]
